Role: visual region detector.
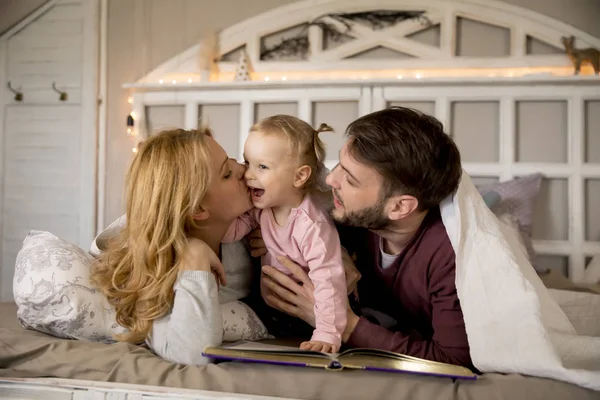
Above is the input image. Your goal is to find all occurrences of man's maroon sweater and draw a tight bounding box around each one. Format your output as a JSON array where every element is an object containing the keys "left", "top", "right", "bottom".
[{"left": 340, "top": 207, "right": 472, "bottom": 368}]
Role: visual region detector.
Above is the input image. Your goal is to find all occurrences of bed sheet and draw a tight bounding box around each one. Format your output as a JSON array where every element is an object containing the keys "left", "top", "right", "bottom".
[{"left": 1, "top": 301, "right": 598, "bottom": 400}]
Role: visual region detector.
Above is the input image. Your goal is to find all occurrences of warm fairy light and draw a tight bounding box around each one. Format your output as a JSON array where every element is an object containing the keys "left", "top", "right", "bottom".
[
  {"left": 172, "top": 80, "right": 177, "bottom": 84},
  {"left": 130, "top": 111, "right": 136, "bottom": 119},
  {"left": 127, "top": 128, "right": 132, "bottom": 135},
  {"left": 127, "top": 97, "right": 133, "bottom": 104},
  {"left": 148, "top": 66, "right": 589, "bottom": 88},
  {"left": 132, "top": 147, "right": 138, "bottom": 153}
]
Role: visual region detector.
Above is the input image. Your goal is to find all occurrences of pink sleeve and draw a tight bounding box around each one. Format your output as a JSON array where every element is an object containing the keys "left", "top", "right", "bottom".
[
  {"left": 221, "top": 211, "right": 259, "bottom": 243},
  {"left": 300, "top": 222, "right": 348, "bottom": 348}
]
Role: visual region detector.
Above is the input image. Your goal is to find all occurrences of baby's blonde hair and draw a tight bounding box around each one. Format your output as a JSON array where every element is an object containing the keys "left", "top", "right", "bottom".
[
  {"left": 250, "top": 115, "right": 332, "bottom": 190},
  {"left": 90, "top": 128, "right": 214, "bottom": 343}
]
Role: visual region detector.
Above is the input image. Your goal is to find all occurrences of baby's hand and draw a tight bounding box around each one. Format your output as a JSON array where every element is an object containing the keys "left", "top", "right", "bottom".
[{"left": 300, "top": 340, "right": 339, "bottom": 353}]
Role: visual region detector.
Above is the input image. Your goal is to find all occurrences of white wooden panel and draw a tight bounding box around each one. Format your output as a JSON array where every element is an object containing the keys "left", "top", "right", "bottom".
[
  {"left": 516, "top": 100, "right": 568, "bottom": 163},
  {"left": 450, "top": 101, "right": 499, "bottom": 162},
  {"left": 585, "top": 100, "right": 600, "bottom": 164},
  {"left": 388, "top": 101, "right": 435, "bottom": 115},
  {"left": 78, "top": 0, "right": 100, "bottom": 249},
  {"left": 533, "top": 178, "right": 569, "bottom": 241},
  {"left": 1, "top": 105, "right": 82, "bottom": 301},
  {"left": 254, "top": 102, "right": 298, "bottom": 122},
  {"left": 312, "top": 101, "right": 358, "bottom": 164},
  {"left": 145, "top": 105, "right": 185, "bottom": 135},
  {"left": 199, "top": 104, "right": 241, "bottom": 160},
  {"left": 6, "top": 2, "right": 83, "bottom": 91}
]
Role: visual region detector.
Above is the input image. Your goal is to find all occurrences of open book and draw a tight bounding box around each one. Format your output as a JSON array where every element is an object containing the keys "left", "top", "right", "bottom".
[{"left": 202, "top": 340, "right": 477, "bottom": 380}]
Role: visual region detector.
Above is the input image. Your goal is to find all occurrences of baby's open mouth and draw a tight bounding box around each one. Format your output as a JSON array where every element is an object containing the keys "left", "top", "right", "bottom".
[{"left": 251, "top": 188, "right": 265, "bottom": 198}]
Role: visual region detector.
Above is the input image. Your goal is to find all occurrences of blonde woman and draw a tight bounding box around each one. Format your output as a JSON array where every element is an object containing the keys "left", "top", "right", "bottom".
[{"left": 90, "top": 127, "right": 255, "bottom": 365}]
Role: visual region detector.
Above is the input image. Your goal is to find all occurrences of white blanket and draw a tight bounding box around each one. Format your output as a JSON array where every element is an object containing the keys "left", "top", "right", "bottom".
[{"left": 439, "top": 171, "right": 600, "bottom": 391}]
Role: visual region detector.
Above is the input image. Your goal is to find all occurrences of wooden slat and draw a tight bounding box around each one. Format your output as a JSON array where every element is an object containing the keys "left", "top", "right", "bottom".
[{"left": 2, "top": 105, "right": 83, "bottom": 300}]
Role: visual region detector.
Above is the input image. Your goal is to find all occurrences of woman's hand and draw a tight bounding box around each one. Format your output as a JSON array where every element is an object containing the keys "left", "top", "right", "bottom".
[{"left": 180, "top": 238, "right": 227, "bottom": 287}]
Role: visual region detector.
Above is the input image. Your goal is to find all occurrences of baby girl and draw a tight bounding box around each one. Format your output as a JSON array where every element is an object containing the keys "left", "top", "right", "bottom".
[{"left": 222, "top": 115, "right": 347, "bottom": 353}]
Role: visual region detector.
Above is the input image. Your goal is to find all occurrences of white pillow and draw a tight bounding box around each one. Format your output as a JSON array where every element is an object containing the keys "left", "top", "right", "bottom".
[
  {"left": 13, "top": 230, "right": 272, "bottom": 344},
  {"left": 13, "top": 230, "right": 125, "bottom": 343}
]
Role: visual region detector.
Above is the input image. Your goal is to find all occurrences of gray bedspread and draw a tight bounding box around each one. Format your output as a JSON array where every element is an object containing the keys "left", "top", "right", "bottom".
[{"left": 1, "top": 300, "right": 598, "bottom": 400}]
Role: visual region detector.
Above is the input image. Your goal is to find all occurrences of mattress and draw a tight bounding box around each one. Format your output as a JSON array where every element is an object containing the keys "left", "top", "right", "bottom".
[{"left": 1, "top": 299, "right": 599, "bottom": 400}]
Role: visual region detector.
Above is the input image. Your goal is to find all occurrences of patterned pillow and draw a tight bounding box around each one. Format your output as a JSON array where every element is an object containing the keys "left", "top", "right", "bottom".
[
  {"left": 476, "top": 173, "right": 543, "bottom": 270},
  {"left": 222, "top": 301, "right": 274, "bottom": 342},
  {"left": 13, "top": 230, "right": 272, "bottom": 344},
  {"left": 13, "top": 230, "right": 125, "bottom": 343}
]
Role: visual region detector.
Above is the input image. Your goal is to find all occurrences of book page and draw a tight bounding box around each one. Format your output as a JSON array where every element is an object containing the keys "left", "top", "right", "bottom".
[
  {"left": 222, "top": 340, "right": 337, "bottom": 359},
  {"left": 339, "top": 348, "right": 455, "bottom": 367}
]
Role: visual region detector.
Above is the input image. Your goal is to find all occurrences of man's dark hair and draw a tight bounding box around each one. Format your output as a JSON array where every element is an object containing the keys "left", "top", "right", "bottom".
[{"left": 345, "top": 106, "right": 462, "bottom": 210}]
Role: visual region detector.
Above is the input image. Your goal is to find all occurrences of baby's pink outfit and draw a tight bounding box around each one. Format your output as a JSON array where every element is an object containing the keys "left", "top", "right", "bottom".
[{"left": 222, "top": 194, "right": 347, "bottom": 347}]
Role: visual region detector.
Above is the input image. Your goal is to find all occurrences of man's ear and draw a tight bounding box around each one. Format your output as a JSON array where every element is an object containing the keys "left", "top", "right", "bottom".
[
  {"left": 293, "top": 165, "right": 312, "bottom": 188},
  {"left": 386, "top": 195, "right": 419, "bottom": 221},
  {"left": 191, "top": 207, "right": 210, "bottom": 221}
]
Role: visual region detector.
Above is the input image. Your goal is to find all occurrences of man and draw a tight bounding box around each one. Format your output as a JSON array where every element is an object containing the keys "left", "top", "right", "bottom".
[{"left": 250, "top": 106, "right": 471, "bottom": 368}]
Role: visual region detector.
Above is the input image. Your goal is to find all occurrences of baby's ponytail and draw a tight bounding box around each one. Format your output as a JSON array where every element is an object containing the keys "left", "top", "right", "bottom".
[{"left": 313, "top": 123, "right": 332, "bottom": 166}]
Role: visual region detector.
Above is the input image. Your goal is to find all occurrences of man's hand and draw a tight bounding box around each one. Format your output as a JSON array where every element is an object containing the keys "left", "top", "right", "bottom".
[
  {"left": 247, "top": 228, "right": 267, "bottom": 257},
  {"left": 261, "top": 254, "right": 362, "bottom": 343},
  {"left": 249, "top": 227, "right": 361, "bottom": 295},
  {"left": 261, "top": 256, "right": 316, "bottom": 327}
]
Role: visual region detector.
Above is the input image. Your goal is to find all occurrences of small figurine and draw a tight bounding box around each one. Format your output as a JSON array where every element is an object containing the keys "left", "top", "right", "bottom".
[
  {"left": 234, "top": 50, "right": 253, "bottom": 81},
  {"left": 561, "top": 35, "right": 599, "bottom": 75}
]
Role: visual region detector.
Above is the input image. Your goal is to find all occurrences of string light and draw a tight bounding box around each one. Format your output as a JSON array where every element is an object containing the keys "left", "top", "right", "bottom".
[{"left": 150, "top": 65, "right": 581, "bottom": 86}]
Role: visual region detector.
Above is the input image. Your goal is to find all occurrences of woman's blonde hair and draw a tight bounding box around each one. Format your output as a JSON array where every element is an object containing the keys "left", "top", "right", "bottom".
[
  {"left": 90, "top": 128, "right": 214, "bottom": 343},
  {"left": 250, "top": 115, "right": 332, "bottom": 190}
]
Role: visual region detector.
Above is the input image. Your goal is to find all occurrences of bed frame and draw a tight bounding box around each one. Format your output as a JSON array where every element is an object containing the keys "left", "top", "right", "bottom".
[
  {"left": 0, "top": 378, "right": 291, "bottom": 400},
  {"left": 120, "top": 0, "right": 600, "bottom": 283}
]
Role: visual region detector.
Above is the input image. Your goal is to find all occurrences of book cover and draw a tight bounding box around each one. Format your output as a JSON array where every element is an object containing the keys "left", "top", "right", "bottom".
[{"left": 202, "top": 340, "right": 478, "bottom": 380}]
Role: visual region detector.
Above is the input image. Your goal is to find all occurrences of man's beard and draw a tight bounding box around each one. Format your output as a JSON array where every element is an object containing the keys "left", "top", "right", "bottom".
[{"left": 332, "top": 192, "right": 390, "bottom": 230}]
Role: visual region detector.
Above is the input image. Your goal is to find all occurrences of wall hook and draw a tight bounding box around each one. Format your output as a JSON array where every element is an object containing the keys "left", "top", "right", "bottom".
[
  {"left": 7, "top": 81, "right": 23, "bottom": 102},
  {"left": 52, "top": 82, "right": 68, "bottom": 101}
]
